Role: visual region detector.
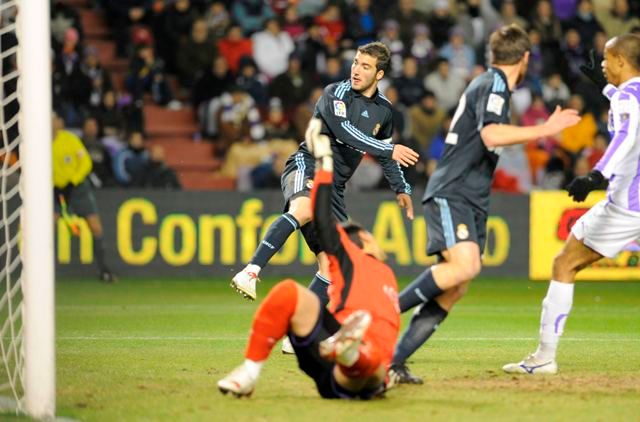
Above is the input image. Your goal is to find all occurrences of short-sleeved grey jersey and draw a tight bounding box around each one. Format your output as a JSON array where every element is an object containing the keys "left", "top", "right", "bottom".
[{"left": 423, "top": 67, "right": 511, "bottom": 212}]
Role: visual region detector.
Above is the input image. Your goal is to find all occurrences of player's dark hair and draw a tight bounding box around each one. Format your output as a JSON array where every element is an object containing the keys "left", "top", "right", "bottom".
[
  {"left": 611, "top": 33, "right": 640, "bottom": 71},
  {"left": 357, "top": 42, "right": 391, "bottom": 73},
  {"left": 489, "top": 24, "right": 531, "bottom": 65},
  {"left": 340, "top": 221, "right": 365, "bottom": 248}
]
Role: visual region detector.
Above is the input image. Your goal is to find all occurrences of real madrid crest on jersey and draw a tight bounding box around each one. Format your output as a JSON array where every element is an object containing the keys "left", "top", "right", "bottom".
[
  {"left": 305, "top": 179, "right": 314, "bottom": 189},
  {"left": 456, "top": 224, "right": 469, "bottom": 240},
  {"left": 372, "top": 123, "right": 381, "bottom": 136}
]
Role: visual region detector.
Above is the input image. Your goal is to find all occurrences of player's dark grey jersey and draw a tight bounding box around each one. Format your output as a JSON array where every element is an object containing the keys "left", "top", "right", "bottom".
[
  {"left": 297, "top": 80, "right": 411, "bottom": 194},
  {"left": 423, "top": 67, "right": 511, "bottom": 212}
]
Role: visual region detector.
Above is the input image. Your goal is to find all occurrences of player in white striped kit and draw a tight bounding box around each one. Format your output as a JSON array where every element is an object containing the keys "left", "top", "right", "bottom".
[{"left": 504, "top": 33, "right": 640, "bottom": 375}]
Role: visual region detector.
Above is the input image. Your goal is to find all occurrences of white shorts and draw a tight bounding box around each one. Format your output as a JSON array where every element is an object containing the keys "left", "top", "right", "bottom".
[{"left": 571, "top": 200, "right": 640, "bottom": 258}]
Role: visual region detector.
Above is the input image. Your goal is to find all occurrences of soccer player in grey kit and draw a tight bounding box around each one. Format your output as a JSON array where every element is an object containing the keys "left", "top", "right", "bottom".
[
  {"left": 388, "top": 25, "right": 582, "bottom": 384},
  {"left": 232, "top": 42, "right": 419, "bottom": 302}
]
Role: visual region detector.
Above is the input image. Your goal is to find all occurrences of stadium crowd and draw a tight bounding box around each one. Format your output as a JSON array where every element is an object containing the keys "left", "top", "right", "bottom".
[{"left": 48, "top": 0, "right": 640, "bottom": 192}]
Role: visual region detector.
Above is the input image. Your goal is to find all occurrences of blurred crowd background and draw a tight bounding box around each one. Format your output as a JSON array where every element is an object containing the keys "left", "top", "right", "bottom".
[{"left": 39, "top": 0, "right": 640, "bottom": 192}]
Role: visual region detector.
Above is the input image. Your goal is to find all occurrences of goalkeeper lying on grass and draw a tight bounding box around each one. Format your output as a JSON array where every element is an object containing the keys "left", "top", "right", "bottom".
[{"left": 218, "top": 119, "right": 401, "bottom": 399}]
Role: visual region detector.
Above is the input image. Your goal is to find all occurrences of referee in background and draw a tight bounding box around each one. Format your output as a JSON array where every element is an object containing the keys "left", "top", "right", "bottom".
[{"left": 52, "top": 113, "right": 116, "bottom": 282}]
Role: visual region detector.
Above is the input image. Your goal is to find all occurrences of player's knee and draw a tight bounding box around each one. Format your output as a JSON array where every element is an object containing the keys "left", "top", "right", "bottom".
[
  {"left": 454, "top": 259, "right": 481, "bottom": 282},
  {"left": 451, "top": 283, "right": 469, "bottom": 301},
  {"left": 288, "top": 201, "right": 312, "bottom": 225}
]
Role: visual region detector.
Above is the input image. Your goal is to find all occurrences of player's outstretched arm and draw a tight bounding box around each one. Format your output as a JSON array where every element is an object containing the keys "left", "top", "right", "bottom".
[
  {"left": 307, "top": 118, "right": 342, "bottom": 254},
  {"left": 378, "top": 156, "right": 414, "bottom": 219},
  {"left": 481, "top": 106, "right": 581, "bottom": 148}
]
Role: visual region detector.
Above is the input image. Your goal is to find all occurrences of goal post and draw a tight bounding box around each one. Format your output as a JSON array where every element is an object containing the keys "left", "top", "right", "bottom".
[{"left": 17, "top": 0, "right": 55, "bottom": 419}]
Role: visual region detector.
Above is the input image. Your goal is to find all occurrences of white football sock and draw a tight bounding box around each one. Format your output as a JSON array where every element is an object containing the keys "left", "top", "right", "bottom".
[
  {"left": 246, "top": 264, "right": 261, "bottom": 276},
  {"left": 534, "top": 280, "right": 574, "bottom": 361},
  {"left": 243, "top": 359, "right": 263, "bottom": 380}
]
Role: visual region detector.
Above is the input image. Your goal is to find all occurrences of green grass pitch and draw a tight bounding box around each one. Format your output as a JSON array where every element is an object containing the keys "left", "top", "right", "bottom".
[{"left": 36, "top": 278, "right": 640, "bottom": 420}]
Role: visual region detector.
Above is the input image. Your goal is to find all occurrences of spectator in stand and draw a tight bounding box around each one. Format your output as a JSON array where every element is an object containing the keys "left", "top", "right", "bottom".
[
  {"left": 263, "top": 98, "right": 296, "bottom": 140},
  {"left": 161, "top": 0, "right": 199, "bottom": 73},
  {"left": 389, "top": 0, "right": 427, "bottom": 46},
  {"left": 104, "top": 0, "right": 152, "bottom": 58},
  {"left": 232, "top": 0, "right": 276, "bottom": 35},
  {"left": 526, "top": 28, "right": 552, "bottom": 94},
  {"left": 383, "top": 85, "right": 410, "bottom": 142},
  {"left": 176, "top": 18, "right": 217, "bottom": 89},
  {"left": 455, "top": 0, "right": 500, "bottom": 55},
  {"left": 552, "top": 0, "right": 579, "bottom": 21},
  {"left": 252, "top": 18, "right": 294, "bottom": 79},
  {"left": 344, "top": 0, "right": 377, "bottom": 47},
  {"left": 298, "top": 22, "right": 329, "bottom": 73},
  {"left": 521, "top": 95, "right": 556, "bottom": 185},
  {"left": 113, "top": 131, "right": 150, "bottom": 187},
  {"left": 498, "top": 0, "right": 528, "bottom": 29},
  {"left": 81, "top": 117, "right": 115, "bottom": 188},
  {"left": 427, "top": 0, "right": 456, "bottom": 48},
  {"left": 192, "top": 56, "right": 234, "bottom": 110},
  {"left": 269, "top": 53, "right": 313, "bottom": 111},
  {"left": 559, "top": 94, "right": 597, "bottom": 156},
  {"left": 204, "top": 1, "right": 231, "bottom": 40},
  {"left": 218, "top": 24, "right": 253, "bottom": 75},
  {"left": 559, "top": 28, "right": 586, "bottom": 88},
  {"left": 82, "top": 46, "right": 113, "bottom": 113},
  {"left": 566, "top": 0, "right": 603, "bottom": 50},
  {"left": 51, "top": 0, "right": 82, "bottom": 53},
  {"left": 439, "top": 26, "right": 476, "bottom": 80},
  {"left": 205, "top": 86, "right": 264, "bottom": 157},
  {"left": 140, "top": 145, "right": 182, "bottom": 190},
  {"left": 409, "top": 90, "right": 446, "bottom": 153},
  {"left": 125, "top": 44, "right": 175, "bottom": 107},
  {"left": 52, "top": 28, "right": 92, "bottom": 127},
  {"left": 596, "top": 0, "right": 640, "bottom": 38},
  {"left": 493, "top": 142, "right": 532, "bottom": 193},
  {"left": 530, "top": 0, "right": 563, "bottom": 52},
  {"left": 424, "top": 58, "right": 466, "bottom": 111},
  {"left": 98, "top": 91, "right": 128, "bottom": 138},
  {"left": 313, "top": 4, "right": 345, "bottom": 48},
  {"left": 424, "top": 112, "right": 452, "bottom": 180},
  {"left": 236, "top": 57, "right": 269, "bottom": 107},
  {"left": 542, "top": 73, "right": 571, "bottom": 111},
  {"left": 393, "top": 56, "right": 425, "bottom": 107},
  {"left": 408, "top": 24, "right": 434, "bottom": 71},
  {"left": 282, "top": 6, "right": 306, "bottom": 43},
  {"left": 292, "top": 86, "right": 323, "bottom": 140},
  {"left": 585, "top": 132, "right": 607, "bottom": 168},
  {"left": 379, "top": 20, "right": 405, "bottom": 78},
  {"left": 297, "top": 0, "right": 328, "bottom": 18},
  {"left": 319, "top": 55, "right": 346, "bottom": 86}
]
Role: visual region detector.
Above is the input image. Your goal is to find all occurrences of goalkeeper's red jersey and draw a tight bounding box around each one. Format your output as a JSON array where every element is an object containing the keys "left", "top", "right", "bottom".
[{"left": 310, "top": 169, "right": 400, "bottom": 367}]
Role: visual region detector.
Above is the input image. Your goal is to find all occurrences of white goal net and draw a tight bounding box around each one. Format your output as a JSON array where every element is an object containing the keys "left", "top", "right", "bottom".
[{"left": 0, "top": 0, "right": 54, "bottom": 419}]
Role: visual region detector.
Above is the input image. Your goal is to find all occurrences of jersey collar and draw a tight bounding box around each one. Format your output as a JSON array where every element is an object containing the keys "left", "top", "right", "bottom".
[{"left": 489, "top": 66, "right": 510, "bottom": 92}]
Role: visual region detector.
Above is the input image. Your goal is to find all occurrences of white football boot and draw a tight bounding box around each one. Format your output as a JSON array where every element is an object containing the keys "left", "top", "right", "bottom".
[
  {"left": 231, "top": 267, "right": 260, "bottom": 301},
  {"left": 281, "top": 336, "right": 295, "bottom": 354},
  {"left": 502, "top": 354, "right": 558, "bottom": 375},
  {"left": 319, "top": 310, "right": 372, "bottom": 366},
  {"left": 218, "top": 364, "right": 257, "bottom": 397}
]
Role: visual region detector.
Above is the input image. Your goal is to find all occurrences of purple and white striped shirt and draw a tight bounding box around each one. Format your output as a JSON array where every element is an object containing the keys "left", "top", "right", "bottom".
[{"left": 595, "top": 78, "right": 640, "bottom": 212}]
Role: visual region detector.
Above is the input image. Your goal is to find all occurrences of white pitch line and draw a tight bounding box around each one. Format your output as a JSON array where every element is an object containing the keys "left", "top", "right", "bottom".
[{"left": 56, "top": 336, "right": 640, "bottom": 342}]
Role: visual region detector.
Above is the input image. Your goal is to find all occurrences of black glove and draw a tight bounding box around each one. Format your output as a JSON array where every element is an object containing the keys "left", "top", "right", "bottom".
[
  {"left": 567, "top": 170, "right": 605, "bottom": 202},
  {"left": 579, "top": 49, "right": 608, "bottom": 92}
]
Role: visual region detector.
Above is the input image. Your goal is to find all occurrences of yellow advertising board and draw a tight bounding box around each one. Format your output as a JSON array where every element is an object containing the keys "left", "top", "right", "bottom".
[{"left": 530, "top": 191, "right": 640, "bottom": 280}]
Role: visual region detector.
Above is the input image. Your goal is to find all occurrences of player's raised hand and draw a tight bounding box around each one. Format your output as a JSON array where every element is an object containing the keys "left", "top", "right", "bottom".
[
  {"left": 392, "top": 144, "right": 419, "bottom": 167},
  {"left": 544, "top": 106, "right": 581, "bottom": 136},
  {"left": 396, "top": 193, "right": 414, "bottom": 220},
  {"left": 306, "top": 118, "right": 332, "bottom": 159}
]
